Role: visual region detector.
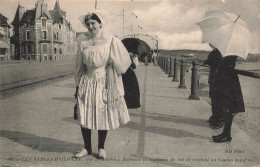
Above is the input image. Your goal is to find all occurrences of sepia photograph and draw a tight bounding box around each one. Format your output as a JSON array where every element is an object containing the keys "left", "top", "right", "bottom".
[{"left": 0, "top": 0, "right": 259, "bottom": 166}]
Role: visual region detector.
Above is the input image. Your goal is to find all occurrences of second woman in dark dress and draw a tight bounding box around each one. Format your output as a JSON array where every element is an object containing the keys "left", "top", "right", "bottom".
[
  {"left": 212, "top": 55, "right": 245, "bottom": 143},
  {"left": 122, "top": 53, "right": 141, "bottom": 109}
]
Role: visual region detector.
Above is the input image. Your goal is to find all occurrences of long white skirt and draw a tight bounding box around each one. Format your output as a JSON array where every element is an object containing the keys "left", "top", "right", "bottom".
[{"left": 77, "top": 68, "right": 130, "bottom": 130}]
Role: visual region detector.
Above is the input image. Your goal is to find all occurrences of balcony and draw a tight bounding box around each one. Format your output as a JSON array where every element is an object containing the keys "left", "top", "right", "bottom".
[
  {"left": 39, "top": 39, "right": 51, "bottom": 43},
  {"left": 53, "top": 38, "right": 63, "bottom": 44}
]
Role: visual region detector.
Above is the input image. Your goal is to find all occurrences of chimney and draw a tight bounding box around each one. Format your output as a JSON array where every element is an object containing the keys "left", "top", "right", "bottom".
[{"left": 18, "top": 5, "right": 25, "bottom": 21}]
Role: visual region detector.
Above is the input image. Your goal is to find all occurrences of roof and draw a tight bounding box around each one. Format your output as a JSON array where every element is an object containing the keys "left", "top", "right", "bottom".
[
  {"left": 11, "top": 5, "right": 25, "bottom": 25},
  {"left": 49, "top": 10, "right": 62, "bottom": 23},
  {"left": 0, "top": 13, "right": 8, "bottom": 20},
  {"left": 54, "top": 1, "right": 61, "bottom": 10},
  {"left": 20, "top": 10, "right": 35, "bottom": 24},
  {"left": 0, "top": 13, "right": 11, "bottom": 27},
  {"left": 11, "top": 0, "right": 69, "bottom": 27},
  {"left": 35, "top": 1, "right": 51, "bottom": 20}
]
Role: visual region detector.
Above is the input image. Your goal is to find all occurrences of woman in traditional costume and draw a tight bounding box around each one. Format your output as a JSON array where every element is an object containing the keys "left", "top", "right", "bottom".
[{"left": 74, "top": 11, "right": 131, "bottom": 158}]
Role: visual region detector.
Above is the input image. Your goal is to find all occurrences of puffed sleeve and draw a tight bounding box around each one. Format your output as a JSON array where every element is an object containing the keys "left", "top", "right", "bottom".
[
  {"left": 110, "top": 37, "right": 131, "bottom": 74},
  {"left": 74, "top": 41, "right": 85, "bottom": 86}
]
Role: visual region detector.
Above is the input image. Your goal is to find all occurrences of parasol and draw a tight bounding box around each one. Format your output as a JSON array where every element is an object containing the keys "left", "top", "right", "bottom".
[
  {"left": 197, "top": 11, "right": 252, "bottom": 60},
  {"left": 121, "top": 38, "right": 151, "bottom": 56}
]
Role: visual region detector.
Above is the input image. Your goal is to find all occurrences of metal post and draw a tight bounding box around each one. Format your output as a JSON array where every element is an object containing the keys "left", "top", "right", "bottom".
[
  {"left": 162, "top": 55, "right": 165, "bottom": 71},
  {"left": 161, "top": 56, "right": 164, "bottom": 70},
  {"left": 172, "top": 58, "right": 179, "bottom": 82},
  {"left": 158, "top": 56, "right": 160, "bottom": 68},
  {"left": 178, "top": 60, "right": 187, "bottom": 89},
  {"left": 168, "top": 57, "right": 174, "bottom": 77},
  {"left": 163, "top": 57, "right": 166, "bottom": 72},
  {"left": 166, "top": 56, "right": 171, "bottom": 74},
  {"left": 159, "top": 56, "right": 162, "bottom": 68},
  {"left": 165, "top": 56, "right": 169, "bottom": 73},
  {"left": 188, "top": 61, "right": 200, "bottom": 100}
]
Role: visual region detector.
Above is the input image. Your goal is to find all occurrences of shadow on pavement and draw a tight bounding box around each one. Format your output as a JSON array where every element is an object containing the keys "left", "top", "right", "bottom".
[
  {"left": 0, "top": 130, "right": 81, "bottom": 153},
  {"left": 52, "top": 97, "right": 75, "bottom": 103},
  {"left": 52, "top": 84, "right": 75, "bottom": 88},
  {"left": 129, "top": 112, "right": 209, "bottom": 128},
  {"left": 63, "top": 117, "right": 78, "bottom": 125},
  {"left": 123, "top": 122, "right": 211, "bottom": 140},
  {"left": 198, "top": 89, "right": 210, "bottom": 98}
]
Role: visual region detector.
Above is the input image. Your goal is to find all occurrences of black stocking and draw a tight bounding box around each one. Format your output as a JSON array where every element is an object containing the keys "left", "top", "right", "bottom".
[
  {"left": 81, "top": 127, "right": 92, "bottom": 154},
  {"left": 222, "top": 113, "right": 235, "bottom": 137},
  {"left": 98, "top": 130, "right": 107, "bottom": 149}
]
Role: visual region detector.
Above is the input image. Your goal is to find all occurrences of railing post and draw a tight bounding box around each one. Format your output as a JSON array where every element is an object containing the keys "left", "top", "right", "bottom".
[
  {"left": 161, "top": 56, "right": 163, "bottom": 69},
  {"left": 158, "top": 56, "right": 161, "bottom": 68},
  {"left": 188, "top": 61, "right": 200, "bottom": 100},
  {"left": 172, "top": 58, "right": 179, "bottom": 82},
  {"left": 165, "top": 56, "right": 170, "bottom": 74},
  {"left": 159, "top": 56, "right": 162, "bottom": 68},
  {"left": 162, "top": 56, "right": 165, "bottom": 71},
  {"left": 163, "top": 57, "right": 167, "bottom": 72},
  {"left": 178, "top": 59, "right": 187, "bottom": 89},
  {"left": 168, "top": 57, "right": 174, "bottom": 77}
]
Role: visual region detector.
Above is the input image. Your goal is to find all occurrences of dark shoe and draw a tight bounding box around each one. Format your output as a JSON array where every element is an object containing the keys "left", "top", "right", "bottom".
[
  {"left": 208, "top": 116, "right": 216, "bottom": 123},
  {"left": 210, "top": 121, "right": 224, "bottom": 129},
  {"left": 212, "top": 133, "right": 224, "bottom": 141},
  {"left": 213, "top": 135, "right": 232, "bottom": 143}
]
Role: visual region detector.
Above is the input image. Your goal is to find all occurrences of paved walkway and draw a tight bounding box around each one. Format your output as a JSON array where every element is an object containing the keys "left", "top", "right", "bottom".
[{"left": 0, "top": 64, "right": 259, "bottom": 167}]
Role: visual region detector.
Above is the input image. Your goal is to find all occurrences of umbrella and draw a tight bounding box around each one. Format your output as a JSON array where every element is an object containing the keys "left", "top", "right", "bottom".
[
  {"left": 197, "top": 11, "right": 252, "bottom": 60},
  {"left": 121, "top": 38, "right": 151, "bottom": 56}
]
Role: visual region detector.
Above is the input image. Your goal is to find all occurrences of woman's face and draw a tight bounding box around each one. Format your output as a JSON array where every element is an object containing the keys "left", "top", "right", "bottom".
[{"left": 85, "top": 19, "right": 101, "bottom": 36}]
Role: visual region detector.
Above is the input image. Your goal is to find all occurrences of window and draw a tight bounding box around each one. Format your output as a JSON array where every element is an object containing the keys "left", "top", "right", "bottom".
[
  {"left": 53, "top": 33, "right": 57, "bottom": 40},
  {"left": 56, "top": 32, "right": 59, "bottom": 40},
  {"left": 26, "top": 31, "right": 30, "bottom": 40},
  {"left": 42, "top": 44, "right": 48, "bottom": 53},
  {"left": 24, "top": 45, "right": 26, "bottom": 53},
  {"left": 54, "top": 48, "right": 57, "bottom": 54},
  {"left": 42, "top": 19, "right": 46, "bottom": 27},
  {"left": 27, "top": 45, "right": 31, "bottom": 53},
  {"left": 59, "top": 24, "right": 61, "bottom": 29},
  {"left": 59, "top": 48, "right": 62, "bottom": 54},
  {"left": 43, "top": 31, "right": 47, "bottom": 39},
  {"left": 0, "top": 48, "right": 6, "bottom": 54}
]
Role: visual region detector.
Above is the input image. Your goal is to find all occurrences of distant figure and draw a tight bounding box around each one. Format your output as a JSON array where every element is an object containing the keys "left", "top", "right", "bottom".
[
  {"left": 212, "top": 55, "right": 245, "bottom": 143},
  {"left": 144, "top": 53, "right": 149, "bottom": 66},
  {"left": 132, "top": 54, "right": 139, "bottom": 67},
  {"left": 122, "top": 53, "right": 141, "bottom": 109},
  {"left": 151, "top": 51, "right": 158, "bottom": 66},
  {"left": 203, "top": 47, "right": 225, "bottom": 129}
]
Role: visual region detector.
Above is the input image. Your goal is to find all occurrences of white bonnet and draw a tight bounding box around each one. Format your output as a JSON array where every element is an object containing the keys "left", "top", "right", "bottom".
[{"left": 79, "top": 10, "right": 106, "bottom": 29}]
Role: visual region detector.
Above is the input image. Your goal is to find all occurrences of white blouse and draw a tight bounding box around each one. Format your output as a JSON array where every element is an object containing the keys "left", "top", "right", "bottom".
[{"left": 74, "top": 31, "right": 131, "bottom": 86}]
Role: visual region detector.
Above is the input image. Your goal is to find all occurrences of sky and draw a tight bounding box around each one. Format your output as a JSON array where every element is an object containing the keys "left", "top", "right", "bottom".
[{"left": 0, "top": 0, "right": 259, "bottom": 53}]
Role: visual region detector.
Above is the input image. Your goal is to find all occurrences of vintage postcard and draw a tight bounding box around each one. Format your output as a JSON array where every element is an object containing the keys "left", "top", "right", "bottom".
[{"left": 0, "top": 0, "right": 259, "bottom": 167}]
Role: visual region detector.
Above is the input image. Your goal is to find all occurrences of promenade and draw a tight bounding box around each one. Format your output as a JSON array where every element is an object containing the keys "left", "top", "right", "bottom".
[{"left": 0, "top": 63, "right": 259, "bottom": 167}]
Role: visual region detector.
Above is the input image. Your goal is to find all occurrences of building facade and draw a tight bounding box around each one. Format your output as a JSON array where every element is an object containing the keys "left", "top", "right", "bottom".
[
  {"left": 11, "top": 0, "right": 76, "bottom": 61},
  {"left": 0, "top": 13, "right": 11, "bottom": 61}
]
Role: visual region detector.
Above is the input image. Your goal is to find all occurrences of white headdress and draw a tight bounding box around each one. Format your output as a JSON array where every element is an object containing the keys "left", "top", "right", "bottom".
[{"left": 79, "top": 10, "right": 106, "bottom": 29}]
